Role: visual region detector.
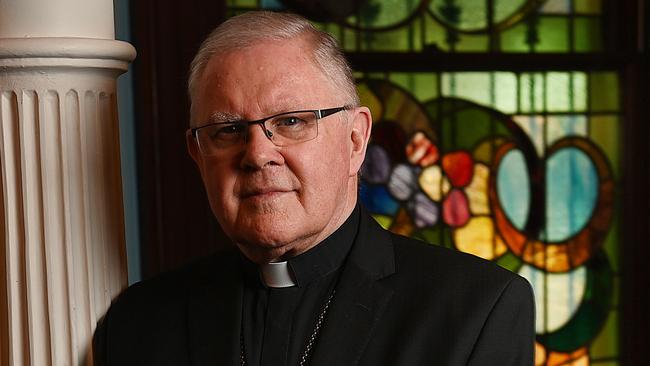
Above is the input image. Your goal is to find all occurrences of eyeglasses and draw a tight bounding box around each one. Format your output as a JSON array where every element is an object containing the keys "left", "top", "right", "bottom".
[{"left": 189, "top": 106, "right": 349, "bottom": 156}]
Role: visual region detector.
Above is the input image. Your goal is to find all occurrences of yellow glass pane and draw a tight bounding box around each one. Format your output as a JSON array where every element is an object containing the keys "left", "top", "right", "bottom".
[
  {"left": 372, "top": 214, "right": 393, "bottom": 230},
  {"left": 419, "top": 165, "right": 450, "bottom": 202},
  {"left": 589, "top": 115, "right": 620, "bottom": 178},
  {"left": 575, "top": 0, "right": 602, "bottom": 14},
  {"left": 465, "top": 163, "right": 490, "bottom": 215},
  {"left": 589, "top": 72, "right": 620, "bottom": 112},
  {"left": 356, "top": 83, "right": 384, "bottom": 122},
  {"left": 472, "top": 137, "right": 507, "bottom": 164},
  {"left": 453, "top": 216, "right": 508, "bottom": 260}
]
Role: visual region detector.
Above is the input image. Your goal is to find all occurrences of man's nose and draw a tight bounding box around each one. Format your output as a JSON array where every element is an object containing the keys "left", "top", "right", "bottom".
[{"left": 240, "top": 123, "right": 284, "bottom": 170}]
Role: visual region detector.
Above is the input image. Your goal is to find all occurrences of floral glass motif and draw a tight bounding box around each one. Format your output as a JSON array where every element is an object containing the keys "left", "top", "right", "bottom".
[{"left": 226, "top": 1, "right": 620, "bottom": 365}]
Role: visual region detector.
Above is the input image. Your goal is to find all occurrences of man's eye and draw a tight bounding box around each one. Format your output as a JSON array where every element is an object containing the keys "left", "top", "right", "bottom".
[
  {"left": 275, "top": 116, "right": 306, "bottom": 127},
  {"left": 216, "top": 124, "right": 245, "bottom": 135}
]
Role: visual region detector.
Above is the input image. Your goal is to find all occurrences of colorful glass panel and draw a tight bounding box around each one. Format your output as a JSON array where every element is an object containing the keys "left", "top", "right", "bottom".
[{"left": 353, "top": 73, "right": 619, "bottom": 364}]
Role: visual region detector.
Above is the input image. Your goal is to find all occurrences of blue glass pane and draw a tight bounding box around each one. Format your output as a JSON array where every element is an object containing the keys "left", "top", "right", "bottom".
[
  {"left": 497, "top": 149, "right": 530, "bottom": 230},
  {"left": 544, "top": 147, "right": 598, "bottom": 242},
  {"left": 360, "top": 184, "right": 400, "bottom": 216},
  {"left": 261, "top": 0, "right": 285, "bottom": 10}
]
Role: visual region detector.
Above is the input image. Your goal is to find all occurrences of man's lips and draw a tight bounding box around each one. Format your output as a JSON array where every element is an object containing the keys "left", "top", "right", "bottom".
[{"left": 240, "top": 188, "right": 293, "bottom": 198}]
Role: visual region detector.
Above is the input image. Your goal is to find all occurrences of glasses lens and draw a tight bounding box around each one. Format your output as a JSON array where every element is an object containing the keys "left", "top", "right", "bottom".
[
  {"left": 196, "top": 122, "right": 246, "bottom": 155},
  {"left": 267, "top": 111, "right": 318, "bottom": 146}
]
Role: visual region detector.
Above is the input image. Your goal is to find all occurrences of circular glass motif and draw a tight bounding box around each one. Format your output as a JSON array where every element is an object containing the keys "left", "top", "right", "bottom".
[
  {"left": 343, "top": 0, "right": 425, "bottom": 31},
  {"left": 544, "top": 147, "right": 598, "bottom": 242},
  {"left": 428, "top": 0, "right": 544, "bottom": 33}
]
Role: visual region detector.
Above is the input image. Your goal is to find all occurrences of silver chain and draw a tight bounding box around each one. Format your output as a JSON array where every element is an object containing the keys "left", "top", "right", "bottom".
[{"left": 240, "top": 289, "right": 336, "bottom": 366}]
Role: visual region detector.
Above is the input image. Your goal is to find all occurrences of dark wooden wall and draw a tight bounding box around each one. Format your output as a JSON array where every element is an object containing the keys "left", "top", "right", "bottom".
[
  {"left": 131, "top": 0, "right": 229, "bottom": 278},
  {"left": 130, "top": 1, "right": 647, "bottom": 363}
]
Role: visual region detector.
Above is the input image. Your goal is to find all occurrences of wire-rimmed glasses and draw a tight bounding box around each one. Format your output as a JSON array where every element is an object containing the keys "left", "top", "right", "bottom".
[{"left": 189, "top": 106, "right": 349, "bottom": 156}]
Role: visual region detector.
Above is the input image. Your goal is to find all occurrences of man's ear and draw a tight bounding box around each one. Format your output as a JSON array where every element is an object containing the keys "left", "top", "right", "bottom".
[
  {"left": 186, "top": 130, "right": 202, "bottom": 166},
  {"left": 349, "top": 106, "right": 372, "bottom": 177}
]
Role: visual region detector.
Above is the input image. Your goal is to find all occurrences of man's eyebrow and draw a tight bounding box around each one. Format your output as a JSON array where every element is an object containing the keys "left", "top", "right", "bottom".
[{"left": 206, "top": 111, "right": 242, "bottom": 124}]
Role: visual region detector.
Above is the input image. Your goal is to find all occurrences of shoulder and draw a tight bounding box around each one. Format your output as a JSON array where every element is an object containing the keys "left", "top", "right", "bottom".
[
  {"left": 384, "top": 230, "right": 530, "bottom": 302},
  {"left": 116, "top": 251, "right": 234, "bottom": 305},
  {"left": 99, "top": 249, "right": 238, "bottom": 329},
  {"left": 93, "top": 250, "right": 240, "bottom": 364}
]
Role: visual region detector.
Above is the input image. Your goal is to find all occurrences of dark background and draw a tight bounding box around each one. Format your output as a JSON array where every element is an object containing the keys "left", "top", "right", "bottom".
[{"left": 130, "top": 1, "right": 648, "bottom": 364}]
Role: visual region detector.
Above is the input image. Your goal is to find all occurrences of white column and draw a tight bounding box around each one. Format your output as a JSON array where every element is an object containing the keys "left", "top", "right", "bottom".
[{"left": 0, "top": 1, "right": 135, "bottom": 365}]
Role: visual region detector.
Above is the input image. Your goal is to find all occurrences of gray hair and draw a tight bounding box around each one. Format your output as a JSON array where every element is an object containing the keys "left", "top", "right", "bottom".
[{"left": 187, "top": 11, "right": 359, "bottom": 124}]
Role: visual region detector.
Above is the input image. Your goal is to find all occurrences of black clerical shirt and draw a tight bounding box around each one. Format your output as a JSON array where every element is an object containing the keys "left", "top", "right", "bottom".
[{"left": 240, "top": 206, "right": 360, "bottom": 366}]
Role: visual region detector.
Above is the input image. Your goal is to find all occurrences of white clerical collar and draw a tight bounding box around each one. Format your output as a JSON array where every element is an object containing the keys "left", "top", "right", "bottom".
[{"left": 259, "top": 261, "right": 296, "bottom": 288}]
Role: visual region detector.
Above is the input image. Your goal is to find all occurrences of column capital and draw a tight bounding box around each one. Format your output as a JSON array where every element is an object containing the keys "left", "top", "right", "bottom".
[{"left": 0, "top": 37, "right": 136, "bottom": 72}]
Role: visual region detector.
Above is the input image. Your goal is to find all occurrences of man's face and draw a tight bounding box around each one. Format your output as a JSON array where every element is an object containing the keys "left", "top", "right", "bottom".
[{"left": 189, "top": 37, "right": 371, "bottom": 262}]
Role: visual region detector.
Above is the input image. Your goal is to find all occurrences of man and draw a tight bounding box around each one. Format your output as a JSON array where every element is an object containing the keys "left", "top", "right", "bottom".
[{"left": 94, "top": 11, "right": 535, "bottom": 366}]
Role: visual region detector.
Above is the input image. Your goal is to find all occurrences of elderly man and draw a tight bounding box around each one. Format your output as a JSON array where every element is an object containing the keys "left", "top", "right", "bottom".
[{"left": 94, "top": 11, "right": 535, "bottom": 366}]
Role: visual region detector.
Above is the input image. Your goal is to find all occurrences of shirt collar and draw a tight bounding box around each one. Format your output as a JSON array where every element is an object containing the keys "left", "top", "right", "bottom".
[{"left": 240, "top": 205, "right": 360, "bottom": 288}]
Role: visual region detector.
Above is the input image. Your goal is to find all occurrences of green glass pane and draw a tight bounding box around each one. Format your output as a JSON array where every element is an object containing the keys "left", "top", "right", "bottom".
[
  {"left": 535, "top": 16, "right": 570, "bottom": 52},
  {"left": 441, "top": 72, "right": 492, "bottom": 107},
  {"left": 359, "top": 26, "right": 418, "bottom": 51},
  {"left": 346, "top": 0, "right": 420, "bottom": 30},
  {"left": 611, "top": 275, "right": 619, "bottom": 307},
  {"left": 496, "top": 251, "right": 523, "bottom": 272},
  {"left": 575, "top": 17, "right": 603, "bottom": 52},
  {"left": 389, "top": 73, "right": 439, "bottom": 102},
  {"left": 589, "top": 310, "right": 619, "bottom": 359},
  {"left": 546, "top": 72, "right": 571, "bottom": 111},
  {"left": 494, "top": 72, "right": 518, "bottom": 114},
  {"left": 231, "top": 0, "right": 257, "bottom": 7},
  {"left": 499, "top": 21, "right": 531, "bottom": 52},
  {"left": 575, "top": 0, "right": 602, "bottom": 14},
  {"left": 342, "top": 26, "right": 359, "bottom": 52},
  {"left": 412, "top": 225, "right": 454, "bottom": 249},
  {"left": 572, "top": 72, "right": 588, "bottom": 111},
  {"left": 423, "top": 13, "right": 450, "bottom": 51},
  {"left": 546, "top": 115, "right": 588, "bottom": 146},
  {"left": 454, "top": 33, "right": 489, "bottom": 52},
  {"left": 589, "top": 72, "right": 620, "bottom": 112},
  {"left": 589, "top": 115, "right": 620, "bottom": 178},
  {"left": 519, "top": 73, "right": 545, "bottom": 113},
  {"left": 544, "top": 72, "right": 587, "bottom": 112},
  {"left": 601, "top": 213, "right": 620, "bottom": 273},
  {"left": 539, "top": 0, "right": 570, "bottom": 13}
]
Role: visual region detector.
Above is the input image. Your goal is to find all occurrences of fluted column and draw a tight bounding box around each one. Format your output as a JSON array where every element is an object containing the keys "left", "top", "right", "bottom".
[{"left": 0, "top": 1, "right": 135, "bottom": 365}]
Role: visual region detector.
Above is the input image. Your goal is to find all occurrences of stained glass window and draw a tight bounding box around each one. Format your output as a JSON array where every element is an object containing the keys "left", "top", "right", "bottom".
[{"left": 226, "top": 1, "right": 621, "bottom": 364}]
